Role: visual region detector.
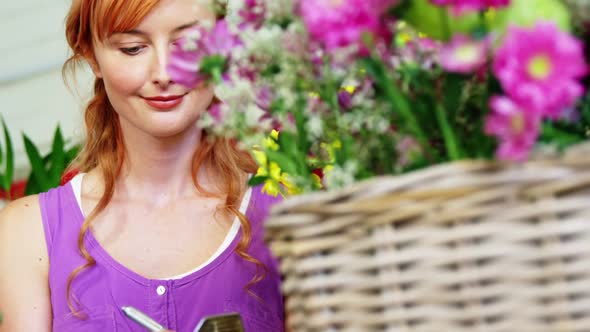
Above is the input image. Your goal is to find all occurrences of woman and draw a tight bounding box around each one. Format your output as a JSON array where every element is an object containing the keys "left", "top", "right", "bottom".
[{"left": 0, "top": 0, "right": 284, "bottom": 330}]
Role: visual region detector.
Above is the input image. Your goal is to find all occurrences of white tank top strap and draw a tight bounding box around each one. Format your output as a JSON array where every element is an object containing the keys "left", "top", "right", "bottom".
[{"left": 69, "top": 172, "right": 85, "bottom": 215}]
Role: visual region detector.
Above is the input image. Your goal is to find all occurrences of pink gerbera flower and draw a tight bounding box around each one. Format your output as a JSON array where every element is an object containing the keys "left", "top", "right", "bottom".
[
  {"left": 493, "top": 22, "right": 588, "bottom": 119},
  {"left": 298, "top": 0, "right": 382, "bottom": 52},
  {"left": 431, "top": 0, "right": 510, "bottom": 15},
  {"left": 440, "top": 35, "right": 488, "bottom": 73},
  {"left": 485, "top": 95, "right": 541, "bottom": 161}
]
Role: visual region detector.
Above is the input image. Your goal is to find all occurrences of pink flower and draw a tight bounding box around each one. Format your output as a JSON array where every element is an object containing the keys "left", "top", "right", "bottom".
[
  {"left": 368, "top": 0, "right": 401, "bottom": 15},
  {"left": 208, "top": 103, "right": 224, "bottom": 125},
  {"left": 485, "top": 95, "right": 541, "bottom": 161},
  {"left": 168, "top": 20, "right": 241, "bottom": 88},
  {"left": 239, "top": 0, "right": 266, "bottom": 29},
  {"left": 204, "top": 21, "right": 241, "bottom": 58},
  {"left": 440, "top": 35, "right": 488, "bottom": 73},
  {"left": 256, "top": 86, "right": 274, "bottom": 111},
  {"left": 431, "top": 0, "right": 510, "bottom": 15},
  {"left": 298, "top": 0, "right": 382, "bottom": 51},
  {"left": 493, "top": 22, "right": 588, "bottom": 119}
]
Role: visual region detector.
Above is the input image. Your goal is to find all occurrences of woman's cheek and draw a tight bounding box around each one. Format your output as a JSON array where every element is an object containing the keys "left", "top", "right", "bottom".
[{"left": 103, "top": 56, "right": 149, "bottom": 93}]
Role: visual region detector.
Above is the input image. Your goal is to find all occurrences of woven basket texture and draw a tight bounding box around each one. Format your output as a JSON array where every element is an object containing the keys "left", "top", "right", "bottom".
[{"left": 266, "top": 143, "right": 590, "bottom": 332}]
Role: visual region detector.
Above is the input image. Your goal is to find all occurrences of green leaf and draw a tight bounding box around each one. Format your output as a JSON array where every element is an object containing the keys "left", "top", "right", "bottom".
[
  {"left": 2, "top": 119, "right": 14, "bottom": 192},
  {"left": 265, "top": 150, "right": 298, "bottom": 175},
  {"left": 25, "top": 153, "right": 52, "bottom": 196},
  {"left": 293, "top": 102, "right": 310, "bottom": 157},
  {"left": 0, "top": 119, "right": 4, "bottom": 188},
  {"left": 23, "top": 134, "right": 51, "bottom": 191},
  {"left": 248, "top": 175, "right": 268, "bottom": 187},
  {"left": 540, "top": 122, "right": 585, "bottom": 149},
  {"left": 0, "top": 123, "right": 3, "bottom": 166},
  {"left": 48, "top": 126, "right": 66, "bottom": 186},
  {"left": 278, "top": 131, "right": 298, "bottom": 160},
  {"left": 24, "top": 172, "right": 42, "bottom": 196},
  {"left": 443, "top": 73, "right": 466, "bottom": 119},
  {"left": 66, "top": 144, "right": 81, "bottom": 163},
  {"left": 434, "top": 103, "right": 462, "bottom": 160},
  {"left": 359, "top": 57, "right": 427, "bottom": 145},
  {"left": 200, "top": 55, "right": 227, "bottom": 83}
]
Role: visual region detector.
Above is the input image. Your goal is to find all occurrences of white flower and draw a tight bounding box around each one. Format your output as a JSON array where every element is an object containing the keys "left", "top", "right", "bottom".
[
  {"left": 197, "top": 113, "right": 215, "bottom": 130},
  {"left": 324, "top": 161, "right": 358, "bottom": 190},
  {"left": 264, "top": 0, "right": 295, "bottom": 20},
  {"left": 244, "top": 103, "right": 267, "bottom": 127},
  {"left": 241, "top": 25, "right": 283, "bottom": 57},
  {"left": 375, "top": 117, "right": 390, "bottom": 134},
  {"left": 215, "top": 76, "right": 256, "bottom": 105},
  {"left": 306, "top": 114, "right": 324, "bottom": 140},
  {"left": 225, "top": 0, "right": 245, "bottom": 32},
  {"left": 181, "top": 29, "right": 202, "bottom": 51},
  {"left": 277, "top": 86, "right": 297, "bottom": 110}
]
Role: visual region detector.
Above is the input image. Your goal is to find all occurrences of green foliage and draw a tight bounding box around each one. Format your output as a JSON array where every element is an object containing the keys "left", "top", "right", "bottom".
[
  {"left": 23, "top": 126, "right": 80, "bottom": 195},
  {"left": 539, "top": 90, "right": 590, "bottom": 149},
  {"left": 200, "top": 55, "right": 227, "bottom": 83},
  {"left": 0, "top": 117, "right": 14, "bottom": 198}
]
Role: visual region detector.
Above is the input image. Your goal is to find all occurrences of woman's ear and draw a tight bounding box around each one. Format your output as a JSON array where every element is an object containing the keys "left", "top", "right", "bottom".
[{"left": 87, "top": 56, "right": 103, "bottom": 78}]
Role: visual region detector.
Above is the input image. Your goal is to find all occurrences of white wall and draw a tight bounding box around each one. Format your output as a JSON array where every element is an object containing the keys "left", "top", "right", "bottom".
[{"left": 0, "top": 0, "right": 93, "bottom": 179}]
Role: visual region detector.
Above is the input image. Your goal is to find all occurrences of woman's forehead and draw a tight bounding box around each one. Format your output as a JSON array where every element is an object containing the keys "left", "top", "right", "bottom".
[
  {"left": 130, "top": 0, "right": 216, "bottom": 34},
  {"left": 93, "top": 0, "right": 214, "bottom": 40}
]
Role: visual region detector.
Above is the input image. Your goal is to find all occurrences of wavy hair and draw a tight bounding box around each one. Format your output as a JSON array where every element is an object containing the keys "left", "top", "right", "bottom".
[{"left": 62, "top": 0, "right": 262, "bottom": 316}]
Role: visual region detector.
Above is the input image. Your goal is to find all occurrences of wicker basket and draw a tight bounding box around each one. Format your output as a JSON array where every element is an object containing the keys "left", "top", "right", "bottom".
[{"left": 266, "top": 143, "right": 590, "bottom": 332}]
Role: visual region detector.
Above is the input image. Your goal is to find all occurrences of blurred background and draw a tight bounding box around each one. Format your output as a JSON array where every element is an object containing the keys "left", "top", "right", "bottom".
[{"left": 0, "top": 0, "right": 92, "bottom": 180}]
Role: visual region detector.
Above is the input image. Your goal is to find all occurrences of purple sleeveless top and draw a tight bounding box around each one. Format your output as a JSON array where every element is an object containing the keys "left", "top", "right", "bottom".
[{"left": 39, "top": 181, "right": 284, "bottom": 331}]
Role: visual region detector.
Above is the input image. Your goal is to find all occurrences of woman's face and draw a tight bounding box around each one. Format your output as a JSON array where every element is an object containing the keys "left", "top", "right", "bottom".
[{"left": 91, "top": 0, "right": 216, "bottom": 138}]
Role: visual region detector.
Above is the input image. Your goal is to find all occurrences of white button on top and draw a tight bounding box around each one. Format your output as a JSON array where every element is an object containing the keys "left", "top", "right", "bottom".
[{"left": 156, "top": 285, "right": 166, "bottom": 296}]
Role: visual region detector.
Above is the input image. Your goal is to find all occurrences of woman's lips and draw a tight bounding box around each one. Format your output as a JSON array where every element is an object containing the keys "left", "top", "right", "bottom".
[{"left": 143, "top": 94, "right": 185, "bottom": 110}]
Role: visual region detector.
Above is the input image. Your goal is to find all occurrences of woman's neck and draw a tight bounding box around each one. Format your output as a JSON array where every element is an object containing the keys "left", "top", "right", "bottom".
[{"left": 115, "top": 122, "right": 211, "bottom": 206}]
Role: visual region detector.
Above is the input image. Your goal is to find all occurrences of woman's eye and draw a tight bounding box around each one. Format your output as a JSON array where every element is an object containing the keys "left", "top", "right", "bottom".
[{"left": 120, "top": 46, "right": 145, "bottom": 55}]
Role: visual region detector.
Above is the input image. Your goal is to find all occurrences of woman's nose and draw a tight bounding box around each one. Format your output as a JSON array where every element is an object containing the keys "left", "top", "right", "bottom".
[{"left": 151, "top": 45, "right": 174, "bottom": 88}]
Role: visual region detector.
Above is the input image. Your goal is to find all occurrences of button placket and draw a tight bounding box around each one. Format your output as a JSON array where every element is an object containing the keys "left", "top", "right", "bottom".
[
  {"left": 167, "top": 280, "right": 178, "bottom": 332},
  {"left": 149, "top": 280, "right": 170, "bottom": 329},
  {"left": 156, "top": 285, "right": 166, "bottom": 296}
]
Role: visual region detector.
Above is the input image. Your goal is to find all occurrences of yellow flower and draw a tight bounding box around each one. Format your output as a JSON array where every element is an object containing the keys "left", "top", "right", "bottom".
[
  {"left": 258, "top": 162, "right": 301, "bottom": 196},
  {"left": 320, "top": 139, "right": 341, "bottom": 163},
  {"left": 342, "top": 85, "right": 355, "bottom": 94},
  {"left": 253, "top": 144, "right": 301, "bottom": 196},
  {"left": 324, "top": 164, "right": 334, "bottom": 174},
  {"left": 263, "top": 129, "right": 280, "bottom": 151},
  {"left": 261, "top": 162, "right": 282, "bottom": 196},
  {"left": 252, "top": 149, "right": 267, "bottom": 167},
  {"left": 308, "top": 91, "right": 320, "bottom": 99},
  {"left": 280, "top": 173, "right": 302, "bottom": 195},
  {"left": 311, "top": 172, "right": 322, "bottom": 189}
]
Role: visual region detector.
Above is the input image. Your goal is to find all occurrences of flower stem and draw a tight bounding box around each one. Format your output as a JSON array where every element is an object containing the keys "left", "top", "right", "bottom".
[
  {"left": 382, "top": 76, "right": 428, "bottom": 146},
  {"left": 439, "top": 7, "right": 451, "bottom": 41},
  {"left": 212, "top": 67, "right": 223, "bottom": 84},
  {"left": 434, "top": 102, "right": 461, "bottom": 160}
]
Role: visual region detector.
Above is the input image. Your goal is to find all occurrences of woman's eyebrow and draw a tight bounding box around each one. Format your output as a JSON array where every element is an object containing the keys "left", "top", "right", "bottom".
[{"left": 115, "top": 20, "right": 201, "bottom": 36}]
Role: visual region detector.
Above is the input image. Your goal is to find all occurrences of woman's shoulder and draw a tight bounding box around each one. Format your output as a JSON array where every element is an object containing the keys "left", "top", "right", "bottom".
[
  {"left": 0, "top": 181, "right": 76, "bottom": 259},
  {"left": 0, "top": 195, "right": 51, "bottom": 330},
  {"left": 0, "top": 194, "right": 43, "bottom": 231},
  {"left": 0, "top": 194, "right": 47, "bottom": 265}
]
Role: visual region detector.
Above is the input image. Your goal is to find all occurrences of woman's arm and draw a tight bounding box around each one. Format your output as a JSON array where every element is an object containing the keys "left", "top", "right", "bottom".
[{"left": 0, "top": 196, "right": 52, "bottom": 331}]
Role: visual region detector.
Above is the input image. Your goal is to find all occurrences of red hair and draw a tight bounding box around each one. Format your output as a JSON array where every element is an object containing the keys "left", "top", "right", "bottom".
[{"left": 63, "top": 0, "right": 262, "bottom": 316}]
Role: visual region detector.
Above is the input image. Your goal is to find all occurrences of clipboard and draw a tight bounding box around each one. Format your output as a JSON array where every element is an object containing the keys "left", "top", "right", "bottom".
[
  {"left": 123, "top": 306, "right": 244, "bottom": 332},
  {"left": 192, "top": 312, "right": 245, "bottom": 332}
]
